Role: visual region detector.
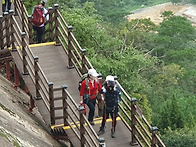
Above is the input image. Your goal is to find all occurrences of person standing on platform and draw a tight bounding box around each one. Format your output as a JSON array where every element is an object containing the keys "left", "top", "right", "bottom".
[
  {"left": 31, "top": 0, "right": 49, "bottom": 43},
  {"left": 97, "top": 75, "right": 121, "bottom": 138},
  {"left": 2, "top": 0, "right": 12, "bottom": 12},
  {"left": 80, "top": 68, "right": 103, "bottom": 125}
]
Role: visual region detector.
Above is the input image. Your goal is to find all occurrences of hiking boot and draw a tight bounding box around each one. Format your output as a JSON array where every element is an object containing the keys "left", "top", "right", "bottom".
[
  {"left": 111, "top": 128, "right": 115, "bottom": 138},
  {"left": 97, "top": 127, "right": 105, "bottom": 136},
  {"left": 90, "top": 121, "right": 95, "bottom": 125}
]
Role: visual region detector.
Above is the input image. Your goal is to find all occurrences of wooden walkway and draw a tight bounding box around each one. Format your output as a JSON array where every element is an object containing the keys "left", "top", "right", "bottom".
[{"left": 11, "top": 42, "right": 138, "bottom": 147}]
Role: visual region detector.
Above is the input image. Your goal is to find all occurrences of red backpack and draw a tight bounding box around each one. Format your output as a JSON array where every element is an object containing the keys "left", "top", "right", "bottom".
[{"left": 31, "top": 5, "right": 45, "bottom": 26}]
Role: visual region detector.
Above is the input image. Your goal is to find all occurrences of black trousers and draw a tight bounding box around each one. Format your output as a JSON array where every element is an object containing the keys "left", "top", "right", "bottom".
[
  {"left": 87, "top": 98, "right": 97, "bottom": 122},
  {"left": 2, "top": 0, "right": 12, "bottom": 12},
  {"left": 100, "top": 104, "right": 118, "bottom": 130},
  {"left": 33, "top": 25, "right": 45, "bottom": 43}
]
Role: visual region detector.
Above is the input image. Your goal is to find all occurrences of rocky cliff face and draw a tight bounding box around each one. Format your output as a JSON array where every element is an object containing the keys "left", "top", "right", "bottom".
[{"left": 0, "top": 74, "right": 65, "bottom": 147}]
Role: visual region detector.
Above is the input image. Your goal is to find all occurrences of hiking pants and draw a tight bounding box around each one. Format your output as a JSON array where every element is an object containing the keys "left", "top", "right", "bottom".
[
  {"left": 87, "top": 98, "right": 97, "bottom": 122},
  {"left": 100, "top": 104, "right": 118, "bottom": 131},
  {"left": 33, "top": 26, "right": 45, "bottom": 43},
  {"left": 2, "top": 0, "right": 12, "bottom": 12}
]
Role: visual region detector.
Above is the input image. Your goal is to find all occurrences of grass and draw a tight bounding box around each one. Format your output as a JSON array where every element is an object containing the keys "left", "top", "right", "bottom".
[
  {"left": 0, "top": 103, "right": 15, "bottom": 116},
  {"left": 0, "top": 128, "right": 21, "bottom": 147}
]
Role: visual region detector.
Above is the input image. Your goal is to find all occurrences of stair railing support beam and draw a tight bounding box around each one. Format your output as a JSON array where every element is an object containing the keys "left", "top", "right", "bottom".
[
  {"left": 34, "top": 56, "right": 41, "bottom": 99},
  {"left": 99, "top": 137, "right": 106, "bottom": 147},
  {"left": 20, "top": 0, "right": 25, "bottom": 33},
  {"left": 28, "top": 15, "right": 34, "bottom": 44},
  {"left": 151, "top": 126, "right": 158, "bottom": 147},
  {"left": 0, "top": 62, "right": 2, "bottom": 71},
  {"left": 54, "top": 4, "right": 61, "bottom": 45},
  {"left": 62, "top": 85, "right": 68, "bottom": 126},
  {"left": 79, "top": 105, "right": 85, "bottom": 147},
  {"left": 4, "top": 12, "right": 9, "bottom": 49},
  {"left": 9, "top": 10, "right": 16, "bottom": 50},
  {"left": 49, "top": 82, "right": 55, "bottom": 125},
  {"left": 48, "top": 7, "right": 53, "bottom": 42},
  {"left": 5, "top": 60, "right": 11, "bottom": 81},
  {"left": 131, "top": 98, "right": 138, "bottom": 145},
  {"left": 28, "top": 94, "right": 35, "bottom": 112},
  {"left": 14, "top": 63, "right": 20, "bottom": 90},
  {"left": 81, "top": 49, "right": 87, "bottom": 74},
  {"left": 21, "top": 32, "right": 28, "bottom": 74},
  {"left": 67, "top": 26, "right": 74, "bottom": 69},
  {"left": 0, "top": 15, "right": 3, "bottom": 49}
]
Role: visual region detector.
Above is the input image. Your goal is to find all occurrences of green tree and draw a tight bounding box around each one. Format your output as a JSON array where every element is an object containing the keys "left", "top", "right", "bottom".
[
  {"left": 155, "top": 15, "right": 196, "bottom": 57},
  {"left": 162, "top": 127, "right": 196, "bottom": 147},
  {"left": 171, "top": 0, "right": 182, "bottom": 4}
]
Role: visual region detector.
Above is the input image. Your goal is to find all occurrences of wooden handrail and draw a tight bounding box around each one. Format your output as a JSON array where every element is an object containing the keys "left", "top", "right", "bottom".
[{"left": 1, "top": 1, "right": 166, "bottom": 146}]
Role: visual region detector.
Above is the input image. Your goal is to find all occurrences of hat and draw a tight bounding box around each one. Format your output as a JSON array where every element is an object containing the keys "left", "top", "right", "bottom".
[
  {"left": 106, "top": 75, "right": 114, "bottom": 81},
  {"left": 41, "top": 0, "right": 47, "bottom": 4},
  {"left": 88, "top": 68, "right": 99, "bottom": 77}
]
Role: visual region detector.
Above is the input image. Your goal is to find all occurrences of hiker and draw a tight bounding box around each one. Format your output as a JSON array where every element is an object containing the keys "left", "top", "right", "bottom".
[
  {"left": 97, "top": 75, "right": 121, "bottom": 138},
  {"left": 31, "top": 0, "right": 48, "bottom": 43},
  {"left": 80, "top": 68, "right": 103, "bottom": 125},
  {"left": 2, "top": 0, "right": 12, "bottom": 12}
]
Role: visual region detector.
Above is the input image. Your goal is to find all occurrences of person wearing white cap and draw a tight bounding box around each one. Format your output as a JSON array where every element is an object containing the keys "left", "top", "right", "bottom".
[
  {"left": 80, "top": 68, "right": 103, "bottom": 125},
  {"left": 97, "top": 75, "right": 121, "bottom": 138}
]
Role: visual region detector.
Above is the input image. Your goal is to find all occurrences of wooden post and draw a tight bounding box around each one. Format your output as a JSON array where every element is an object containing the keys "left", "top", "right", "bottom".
[
  {"left": 34, "top": 56, "right": 41, "bottom": 99},
  {"left": 99, "top": 137, "right": 106, "bottom": 147},
  {"left": 0, "top": 62, "right": 2, "bottom": 71},
  {"left": 28, "top": 94, "right": 35, "bottom": 112},
  {"left": 79, "top": 105, "right": 85, "bottom": 147},
  {"left": 67, "top": 26, "right": 74, "bottom": 68},
  {"left": 54, "top": 4, "right": 61, "bottom": 45},
  {"left": 25, "top": 85, "right": 29, "bottom": 94},
  {"left": 49, "top": 82, "right": 55, "bottom": 125},
  {"left": 14, "top": 0, "right": 17, "bottom": 16},
  {"left": 21, "top": 32, "right": 28, "bottom": 75},
  {"left": 131, "top": 98, "right": 138, "bottom": 145},
  {"left": 28, "top": 15, "right": 34, "bottom": 44},
  {"left": 9, "top": 10, "right": 16, "bottom": 50},
  {"left": 151, "top": 126, "right": 158, "bottom": 147},
  {"left": 6, "top": 60, "right": 11, "bottom": 81},
  {"left": 4, "top": 12, "right": 9, "bottom": 48},
  {"left": 81, "top": 49, "right": 87, "bottom": 74},
  {"left": 62, "top": 85, "right": 68, "bottom": 126},
  {"left": 0, "top": 15, "right": 3, "bottom": 49},
  {"left": 21, "top": 0, "right": 25, "bottom": 33},
  {"left": 48, "top": 7, "right": 53, "bottom": 42},
  {"left": 14, "top": 63, "right": 20, "bottom": 90}
]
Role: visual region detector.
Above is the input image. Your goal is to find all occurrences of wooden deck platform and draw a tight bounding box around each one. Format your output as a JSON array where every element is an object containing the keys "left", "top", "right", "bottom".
[{"left": 11, "top": 43, "right": 139, "bottom": 147}]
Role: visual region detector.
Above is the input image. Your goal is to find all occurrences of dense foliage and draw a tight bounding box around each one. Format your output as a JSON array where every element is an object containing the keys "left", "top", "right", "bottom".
[{"left": 26, "top": 0, "right": 196, "bottom": 146}]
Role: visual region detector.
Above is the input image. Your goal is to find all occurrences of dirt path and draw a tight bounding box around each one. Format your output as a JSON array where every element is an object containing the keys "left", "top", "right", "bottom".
[{"left": 127, "top": 3, "right": 196, "bottom": 25}]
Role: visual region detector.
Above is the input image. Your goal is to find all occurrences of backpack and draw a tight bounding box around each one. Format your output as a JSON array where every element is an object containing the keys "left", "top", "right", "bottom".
[
  {"left": 78, "top": 73, "right": 89, "bottom": 91},
  {"left": 31, "top": 5, "right": 45, "bottom": 26}
]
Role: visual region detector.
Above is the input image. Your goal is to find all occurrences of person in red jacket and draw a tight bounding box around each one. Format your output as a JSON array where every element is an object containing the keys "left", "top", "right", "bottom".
[{"left": 80, "top": 68, "right": 102, "bottom": 125}]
